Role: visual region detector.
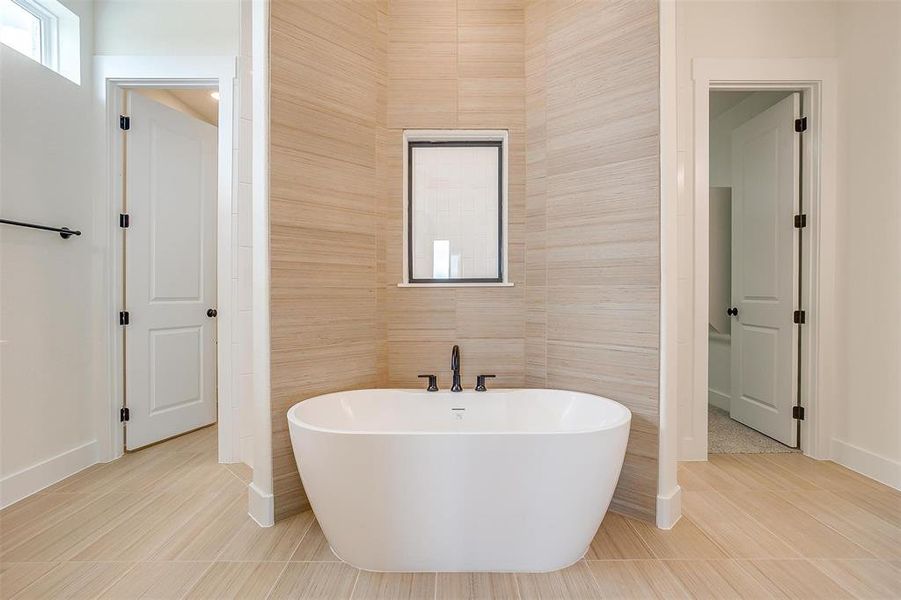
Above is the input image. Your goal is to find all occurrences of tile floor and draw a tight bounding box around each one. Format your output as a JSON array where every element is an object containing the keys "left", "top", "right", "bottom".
[{"left": 1, "top": 426, "right": 899, "bottom": 599}]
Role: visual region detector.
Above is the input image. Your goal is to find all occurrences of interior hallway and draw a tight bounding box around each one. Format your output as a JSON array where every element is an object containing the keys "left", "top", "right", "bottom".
[{"left": 1, "top": 426, "right": 899, "bottom": 599}]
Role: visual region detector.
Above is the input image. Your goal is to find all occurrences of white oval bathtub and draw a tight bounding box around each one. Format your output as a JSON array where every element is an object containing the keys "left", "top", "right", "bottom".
[{"left": 287, "top": 389, "right": 631, "bottom": 572}]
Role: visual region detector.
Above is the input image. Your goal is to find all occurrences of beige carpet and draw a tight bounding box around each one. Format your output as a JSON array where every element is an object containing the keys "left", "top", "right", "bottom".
[{"left": 708, "top": 405, "right": 800, "bottom": 454}]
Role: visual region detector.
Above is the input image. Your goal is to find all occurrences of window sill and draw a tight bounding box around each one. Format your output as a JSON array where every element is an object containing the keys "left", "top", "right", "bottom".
[{"left": 397, "top": 282, "right": 514, "bottom": 288}]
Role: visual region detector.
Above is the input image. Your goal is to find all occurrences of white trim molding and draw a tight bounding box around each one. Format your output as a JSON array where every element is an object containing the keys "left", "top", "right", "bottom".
[
  {"left": 656, "top": 485, "right": 683, "bottom": 530},
  {"left": 249, "top": 0, "right": 274, "bottom": 528},
  {"left": 94, "top": 55, "right": 239, "bottom": 465},
  {"left": 0, "top": 441, "right": 98, "bottom": 509},
  {"left": 247, "top": 482, "right": 275, "bottom": 527},
  {"left": 682, "top": 58, "right": 838, "bottom": 463},
  {"left": 657, "top": 0, "right": 681, "bottom": 529},
  {"left": 831, "top": 439, "right": 901, "bottom": 491},
  {"left": 707, "top": 389, "right": 730, "bottom": 413}
]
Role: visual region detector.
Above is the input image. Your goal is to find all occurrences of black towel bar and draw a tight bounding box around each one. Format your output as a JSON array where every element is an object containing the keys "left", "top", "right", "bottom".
[{"left": 0, "top": 218, "right": 81, "bottom": 239}]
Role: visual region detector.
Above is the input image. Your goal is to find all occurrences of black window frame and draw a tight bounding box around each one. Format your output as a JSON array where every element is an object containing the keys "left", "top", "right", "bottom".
[{"left": 407, "top": 140, "right": 504, "bottom": 284}]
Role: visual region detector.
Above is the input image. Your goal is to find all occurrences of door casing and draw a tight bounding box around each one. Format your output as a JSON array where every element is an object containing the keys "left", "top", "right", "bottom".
[
  {"left": 681, "top": 58, "right": 840, "bottom": 462},
  {"left": 96, "top": 56, "right": 239, "bottom": 465}
]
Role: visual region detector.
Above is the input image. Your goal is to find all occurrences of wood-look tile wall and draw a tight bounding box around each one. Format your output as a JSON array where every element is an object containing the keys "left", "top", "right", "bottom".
[
  {"left": 382, "top": 0, "right": 528, "bottom": 390},
  {"left": 270, "top": 0, "right": 660, "bottom": 522},
  {"left": 269, "top": 0, "right": 387, "bottom": 520},
  {"left": 525, "top": 0, "right": 661, "bottom": 521}
]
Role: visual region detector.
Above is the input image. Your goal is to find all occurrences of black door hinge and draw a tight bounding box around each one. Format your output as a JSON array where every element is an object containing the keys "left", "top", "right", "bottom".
[
  {"left": 793, "top": 310, "right": 806, "bottom": 324},
  {"left": 794, "top": 214, "right": 807, "bottom": 228},
  {"left": 792, "top": 405, "right": 805, "bottom": 420},
  {"left": 794, "top": 117, "right": 807, "bottom": 132},
  {"left": 119, "top": 213, "right": 130, "bottom": 228},
  {"left": 119, "top": 311, "right": 130, "bottom": 325},
  {"left": 120, "top": 407, "right": 130, "bottom": 422},
  {"left": 119, "top": 115, "right": 130, "bottom": 130}
]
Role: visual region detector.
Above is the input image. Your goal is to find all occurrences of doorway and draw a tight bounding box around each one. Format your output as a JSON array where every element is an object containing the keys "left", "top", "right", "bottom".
[
  {"left": 97, "top": 57, "right": 240, "bottom": 467},
  {"left": 121, "top": 88, "right": 220, "bottom": 450},
  {"left": 707, "top": 90, "right": 804, "bottom": 454}
]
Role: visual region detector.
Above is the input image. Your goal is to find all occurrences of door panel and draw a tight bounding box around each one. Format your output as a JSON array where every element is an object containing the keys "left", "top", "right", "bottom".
[
  {"left": 125, "top": 91, "right": 218, "bottom": 450},
  {"left": 149, "top": 327, "right": 203, "bottom": 413},
  {"left": 729, "top": 93, "right": 800, "bottom": 447},
  {"left": 739, "top": 325, "right": 779, "bottom": 410}
]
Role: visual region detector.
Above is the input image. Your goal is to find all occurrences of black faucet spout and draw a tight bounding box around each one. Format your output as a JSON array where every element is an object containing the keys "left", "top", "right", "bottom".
[{"left": 450, "top": 345, "right": 462, "bottom": 392}]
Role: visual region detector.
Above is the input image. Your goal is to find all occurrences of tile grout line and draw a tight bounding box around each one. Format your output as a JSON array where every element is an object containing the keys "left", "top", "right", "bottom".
[
  {"left": 285, "top": 513, "right": 316, "bottom": 562},
  {"left": 263, "top": 560, "right": 293, "bottom": 600},
  {"left": 347, "top": 567, "right": 362, "bottom": 600},
  {"left": 726, "top": 556, "right": 862, "bottom": 599},
  {"left": 288, "top": 514, "right": 317, "bottom": 562},
  {"left": 223, "top": 462, "right": 253, "bottom": 487},
  {"left": 175, "top": 560, "right": 218, "bottom": 600},
  {"left": 209, "top": 494, "right": 256, "bottom": 564},
  {"left": 624, "top": 512, "right": 730, "bottom": 561},
  {"left": 685, "top": 487, "right": 800, "bottom": 560},
  {"left": 71, "top": 560, "right": 139, "bottom": 600},
  {"left": 0, "top": 493, "right": 114, "bottom": 560},
  {"left": 713, "top": 486, "right": 877, "bottom": 560},
  {"left": 802, "top": 557, "right": 877, "bottom": 598},
  {"left": 7, "top": 561, "right": 67, "bottom": 600},
  {"left": 774, "top": 487, "right": 898, "bottom": 554},
  {"left": 581, "top": 557, "right": 606, "bottom": 597}
]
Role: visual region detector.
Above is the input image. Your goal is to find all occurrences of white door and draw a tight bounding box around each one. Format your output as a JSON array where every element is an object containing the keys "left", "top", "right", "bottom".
[
  {"left": 124, "top": 91, "right": 218, "bottom": 450},
  {"left": 728, "top": 93, "right": 800, "bottom": 447}
]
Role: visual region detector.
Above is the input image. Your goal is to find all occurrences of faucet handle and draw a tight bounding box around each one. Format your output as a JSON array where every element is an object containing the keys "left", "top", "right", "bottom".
[
  {"left": 474, "top": 374, "right": 496, "bottom": 392},
  {"left": 418, "top": 374, "right": 439, "bottom": 392}
]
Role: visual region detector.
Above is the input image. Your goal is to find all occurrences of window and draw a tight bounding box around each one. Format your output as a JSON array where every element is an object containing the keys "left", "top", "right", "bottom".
[
  {"left": 0, "top": 0, "right": 43, "bottom": 62},
  {"left": 0, "top": 0, "right": 80, "bottom": 84},
  {"left": 405, "top": 131, "right": 508, "bottom": 285}
]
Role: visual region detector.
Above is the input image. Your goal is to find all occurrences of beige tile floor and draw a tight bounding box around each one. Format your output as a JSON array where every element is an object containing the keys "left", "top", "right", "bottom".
[{"left": 1, "top": 425, "right": 899, "bottom": 599}]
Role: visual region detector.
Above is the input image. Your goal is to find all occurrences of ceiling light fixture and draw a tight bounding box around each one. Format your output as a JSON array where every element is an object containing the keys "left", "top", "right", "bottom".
[{"left": 210, "top": 91, "right": 220, "bottom": 101}]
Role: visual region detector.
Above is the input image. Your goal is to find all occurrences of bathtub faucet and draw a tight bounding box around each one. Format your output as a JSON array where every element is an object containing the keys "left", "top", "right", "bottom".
[{"left": 450, "top": 345, "right": 462, "bottom": 392}]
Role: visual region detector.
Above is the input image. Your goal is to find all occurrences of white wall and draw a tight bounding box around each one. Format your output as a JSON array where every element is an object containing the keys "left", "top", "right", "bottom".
[
  {"left": 708, "top": 332, "right": 731, "bottom": 411},
  {"left": 676, "top": 0, "right": 837, "bottom": 460},
  {"left": 832, "top": 0, "right": 901, "bottom": 485},
  {"left": 1, "top": 0, "right": 248, "bottom": 508},
  {"left": 93, "top": 0, "right": 251, "bottom": 468},
  {"left": 94, "top": 0, "right": 240, "bottom": 56},
  {"left": 0, "top": 0, "right": 103, "bottom": 507},
  {"left": 677, "top": 0, "right": 901, "bottom": 488}
]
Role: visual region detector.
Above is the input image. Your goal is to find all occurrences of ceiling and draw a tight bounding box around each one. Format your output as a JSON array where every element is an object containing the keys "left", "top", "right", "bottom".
[
  {"left": 709, "top": 92, "right": 753, "bottom": 119},
  {"left": 169, "top": 89, "right": 219, "bottom": 125}
]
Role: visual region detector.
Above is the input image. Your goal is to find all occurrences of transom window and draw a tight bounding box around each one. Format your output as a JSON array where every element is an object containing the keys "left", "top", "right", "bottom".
[
  {"left": 1, "top": 0, "right": 54, "bottom": 65},
  {"left": 0, "top": 0, "right": 80, "bottom": 84},
  {"left": 405, "top": 131, "right": 508, "bottom": 285}
]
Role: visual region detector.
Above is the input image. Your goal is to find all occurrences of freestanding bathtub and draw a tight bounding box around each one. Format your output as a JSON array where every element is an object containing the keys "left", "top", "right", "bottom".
[{"left": 287, "top": 388, "right": 631, "bottom": 572}]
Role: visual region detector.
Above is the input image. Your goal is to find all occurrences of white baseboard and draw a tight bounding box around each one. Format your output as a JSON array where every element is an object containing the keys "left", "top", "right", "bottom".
[
  {"left": 248, "top": 481, "right": 274, "bottom": 527},
  {"left": 0, "top": 441, "right": 99, "bottom": 509},
  {"left": 656, "top": 484, "right": 682, "bottom": 529},
  {"left": 708, "top": 389, "right": 730, "bottom": 412},
  {"left": 831, "top": 438, "right": 901, "bottom": 491}
]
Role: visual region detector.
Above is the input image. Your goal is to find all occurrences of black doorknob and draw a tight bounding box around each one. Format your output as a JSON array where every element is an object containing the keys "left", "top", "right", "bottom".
[
  {"left": 727, "top": 307, "right": 739, "bottom": 317},
  {"left": 207, "top": 308, "right": 218, "bottom": 318}
]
